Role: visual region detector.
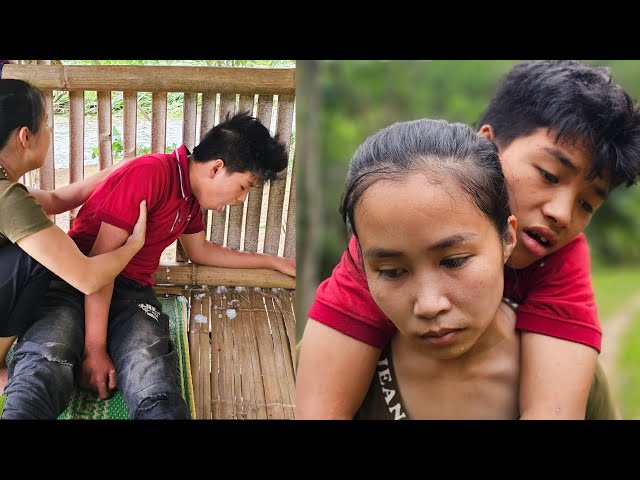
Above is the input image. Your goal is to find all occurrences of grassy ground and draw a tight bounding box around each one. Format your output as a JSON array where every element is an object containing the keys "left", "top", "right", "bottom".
[
  {"left": 592, "top": 267, "right": 640, "bottom": 321},
  {"left": 592, "top": 266, "right": 640, "bottom": 419},
  {"left": 618, "top": 310, "right": 640, "bottom": 419}
]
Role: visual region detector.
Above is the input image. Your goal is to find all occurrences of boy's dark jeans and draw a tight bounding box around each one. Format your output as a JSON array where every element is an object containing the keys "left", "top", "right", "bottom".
[{"left": 2, "top": 275, "right": 188, "bottom": 419}]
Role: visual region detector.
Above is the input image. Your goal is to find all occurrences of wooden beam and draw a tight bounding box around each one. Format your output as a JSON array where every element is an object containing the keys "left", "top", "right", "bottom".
[
  {"left": 2, "top": 65, "right": 295, "bottom": 95},
  {"left": 155, "top": 263, "right": 295, "bottom": 289}
]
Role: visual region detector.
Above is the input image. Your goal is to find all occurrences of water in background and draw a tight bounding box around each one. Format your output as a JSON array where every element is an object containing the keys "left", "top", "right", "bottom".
[{"left": 52, "top": 115, "right": 192, "bottom": 168}]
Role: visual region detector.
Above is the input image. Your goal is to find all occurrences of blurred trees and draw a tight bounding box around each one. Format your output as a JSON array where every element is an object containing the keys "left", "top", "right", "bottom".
[{"left": 298, "top": 60, "right": 640, "bottom": 296}]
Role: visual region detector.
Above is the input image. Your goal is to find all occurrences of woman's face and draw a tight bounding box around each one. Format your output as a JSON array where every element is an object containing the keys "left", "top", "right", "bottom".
[{"left": 355, "top": 170, "right": 515, "bottom": 359}]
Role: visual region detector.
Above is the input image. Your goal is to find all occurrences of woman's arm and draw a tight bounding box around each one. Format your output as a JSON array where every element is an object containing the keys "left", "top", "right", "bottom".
[
  {"left": 295, "top": 319, "right": 381, "bottom": 419},
  {"left": 519, "top": 332, "right": 597, "bottom": 419},
  {"left": 15, "top": 200, "right": 146, "bottom": 295},
  {"left": 27, "top": 157, "right": 135, "bottom": 215}
]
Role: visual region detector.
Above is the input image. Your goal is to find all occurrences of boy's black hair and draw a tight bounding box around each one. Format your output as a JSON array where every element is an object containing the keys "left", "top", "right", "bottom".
[
  {"left": 477, "top": 60, "right": 640, "bottom": 188},
  {"left": 193, "top": 111, "right": 288, "bottom": 184}
]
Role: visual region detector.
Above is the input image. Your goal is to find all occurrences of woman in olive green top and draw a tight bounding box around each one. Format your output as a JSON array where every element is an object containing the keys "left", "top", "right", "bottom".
[
  {"left": 333, "top": 118, "right": 618, "bottom": 420},
  {"left": 0, "top": 79, "right": 147, "bottom": 392}
]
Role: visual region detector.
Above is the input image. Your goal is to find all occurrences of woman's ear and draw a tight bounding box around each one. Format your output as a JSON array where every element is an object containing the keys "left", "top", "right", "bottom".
[
  {"left": 503, "top": 215, "right": 517, "bottom": 263},
  {"left": 478, "top": 124, "right": 495, "bottom": 141},
  {"left": 17, "top": 126, "right": 31, "bottom": 148}
]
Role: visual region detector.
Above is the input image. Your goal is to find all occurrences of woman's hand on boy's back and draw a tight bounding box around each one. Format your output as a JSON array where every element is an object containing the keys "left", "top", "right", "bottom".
[{"left": 125, "top": 200, "right": 147, "bottom": 252}]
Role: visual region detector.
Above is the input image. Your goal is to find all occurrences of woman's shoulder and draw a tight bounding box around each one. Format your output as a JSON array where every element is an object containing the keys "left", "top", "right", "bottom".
[{"left": 0, "top": 180, "right": 52, "bottom": 241}]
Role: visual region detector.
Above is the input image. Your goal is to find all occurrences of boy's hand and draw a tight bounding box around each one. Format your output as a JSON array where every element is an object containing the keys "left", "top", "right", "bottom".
[
  {"left": 126, "top": 200, "right": 147, "bottom": 251},
  {"left": 79, "top": 346, "right": 117, "bottom": 400},
  {"left": 273, "top": 256, "right": 296, "bottom": 277}
]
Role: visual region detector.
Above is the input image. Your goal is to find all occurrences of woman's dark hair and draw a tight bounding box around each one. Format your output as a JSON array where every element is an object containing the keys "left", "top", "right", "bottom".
[
  {"left": 340, "top": 118, "right": 511, "bottom": 262},
  {"left": 193, "top": 111, "right": 288, "bottom": 184},
  {"left": 0, "top": 79, "right": 46, "bottom": 149},
  {"left": 477, "top": 60, "right": 640, "bottom": 189}
]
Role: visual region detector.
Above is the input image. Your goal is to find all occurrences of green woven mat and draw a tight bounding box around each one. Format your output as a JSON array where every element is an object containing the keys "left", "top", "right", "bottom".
[{"left": 6, "top": 295, "right": 195, "bottom": 420}]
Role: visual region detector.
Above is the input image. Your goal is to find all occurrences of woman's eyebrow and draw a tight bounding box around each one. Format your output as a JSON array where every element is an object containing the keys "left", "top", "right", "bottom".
[
  {"left": 427, "top": 232, "right": 478, "bottom": 251},
  {"left": 363, "top": 232, "right": 478, "bottom": 259}
]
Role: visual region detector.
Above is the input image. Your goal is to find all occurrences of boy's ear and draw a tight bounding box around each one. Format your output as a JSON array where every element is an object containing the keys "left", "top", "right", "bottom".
[
  {"left": 209, "top": 158, "right": 225, "bottom": 178},
  {"left": 478, "top": 124, "right": 495, "bottom": 142},
  {"left": 503, "top": 215, "right": 517, "bottom": 263}
]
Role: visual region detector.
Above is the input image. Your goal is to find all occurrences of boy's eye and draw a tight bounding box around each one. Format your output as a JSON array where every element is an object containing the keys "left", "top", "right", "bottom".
[
  {"left": 241, "top": 185, "right": 245, "bottom": 190},
  {"left": 580, "top": 199, "right": 593, "bottom": 213},
  {"left": 441, "top": 256, "right": 470, "bottom": 269},
  {"left": 377, "top": 268, "right": 405, "bottom": 280},
  {"left": 538, "top": 168, "right": 559, "bottom": 184}
]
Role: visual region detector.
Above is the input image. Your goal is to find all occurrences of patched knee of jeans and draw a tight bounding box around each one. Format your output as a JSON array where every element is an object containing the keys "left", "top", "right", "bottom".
[
  {"left": 138, "top": 394, "right": 168, "bottom": 412},
  {"left": 134, "top": 392, "right": 187, "bottom": 419},
  {"left": 41, "top": 343, "right": 76, "bottom": 367},
  {"left": 13, "top": 340, "right": 77, "bottom": 368}
]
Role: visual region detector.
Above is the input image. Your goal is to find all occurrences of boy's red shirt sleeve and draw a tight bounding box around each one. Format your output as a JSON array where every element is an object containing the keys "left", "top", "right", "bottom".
[
  {"left": 506, "top": 233, "right": 602, "bottom": 352},
  {"left": 95, "top": 161, "right": 164, "bottom": 233},
  {"left": 308, "top": 235, "right": 396, "bottom": 348}
]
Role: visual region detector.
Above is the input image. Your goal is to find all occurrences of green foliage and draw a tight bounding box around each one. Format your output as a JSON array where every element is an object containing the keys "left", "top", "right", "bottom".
[
  {"left": 592, "top": 267, "right": 640, "bottom": 321},
  {"left": 579, "top": 265, "right": 640, "bottom": 419},
  {"left": 91, "top": 126, "right": 177, "bottom": 159},
  {"left": 310, "top": 60, "right": 640, "bottom": 279},
  {"left": 617, "top": 310, "right": 640, "bottom": 419}
]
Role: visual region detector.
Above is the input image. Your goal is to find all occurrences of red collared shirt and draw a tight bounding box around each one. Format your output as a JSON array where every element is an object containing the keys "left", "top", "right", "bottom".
[{"left": 69, "top": 144, "right": 204, "bottom": 286}]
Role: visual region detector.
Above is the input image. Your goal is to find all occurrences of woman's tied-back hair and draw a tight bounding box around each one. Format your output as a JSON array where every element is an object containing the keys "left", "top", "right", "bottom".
[
  {"left": 193, "top": 111, "right": 288, "bottom": 184},
  {"left": 477, "top": 60, "right": 640, "bottom": 189},
  {"left": 340, "top": 119, "right": 512, "bottom": 263},
  {"left": 0, "top": 79, "right": 46, "bottom": 149}
]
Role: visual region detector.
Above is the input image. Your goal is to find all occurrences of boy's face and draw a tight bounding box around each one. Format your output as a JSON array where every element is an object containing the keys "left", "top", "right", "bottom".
[
  {"left": 194, "top": 162, "right": 257, "bottom": 213},
  {"left": 494, "top": 127, "right": 610, "bottom": 269}
]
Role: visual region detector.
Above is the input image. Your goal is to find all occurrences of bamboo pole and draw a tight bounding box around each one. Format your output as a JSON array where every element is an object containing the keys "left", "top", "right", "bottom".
[
  {"left": 68, "top": 91, "right": 84, "bottom": 228},
  {"left": 2, "top": 65, "right": 295, "bottom": 95},
  {"left": 97, "top": 91, "right": 113, "bottom": 169},
  {"left": 284, "top": 151, "right": 297, "bottom": 259},
  {"left": 154, "top": 263, "right": 295, "bottom": 289},
  {"left": 122, "top": 92, "right": 137, "bottom": 159},
  {"left": 151, "top": 92, "right": 167, "bottom": 154},
  {"left": 40, "top": 89, "right": 55, "bottom": 213},
  {"left": 243, "top": 96, "right": 273, "bottom": 253},
  {"left": 263, "top": 96, "right": 295, "bottom": 255}
]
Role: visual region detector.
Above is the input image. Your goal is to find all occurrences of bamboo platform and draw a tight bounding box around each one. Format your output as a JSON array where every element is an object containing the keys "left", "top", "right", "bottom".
[{"left": 155, "top": 286, "right": 296, "bottom": 419}]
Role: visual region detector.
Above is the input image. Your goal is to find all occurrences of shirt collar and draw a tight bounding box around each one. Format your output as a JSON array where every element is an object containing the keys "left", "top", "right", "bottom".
[{"left": 174, "top": 144, "right": 193, "bottom": 199}]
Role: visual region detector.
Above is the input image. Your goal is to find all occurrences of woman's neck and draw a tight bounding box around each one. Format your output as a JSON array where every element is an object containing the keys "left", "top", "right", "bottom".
[
  {"left": 390, "top": 302, "right": 520, "bottom": 419},
  {"left": 0, "top": 149, "right": 27, "bottom": 182}
]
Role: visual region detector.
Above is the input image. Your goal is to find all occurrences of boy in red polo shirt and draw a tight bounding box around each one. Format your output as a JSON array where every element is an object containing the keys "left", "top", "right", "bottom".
[
  {"left": 2, "top": 112, "right": 294, "bottom": 419},
  {"left": 296, "top": 60, "right": 640, "bottom": 419}
]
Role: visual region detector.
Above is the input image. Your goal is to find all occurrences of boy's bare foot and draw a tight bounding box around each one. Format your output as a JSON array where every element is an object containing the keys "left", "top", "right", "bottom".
[{"left": 0, "top": 365, "right": 7, "bottom": 394}]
